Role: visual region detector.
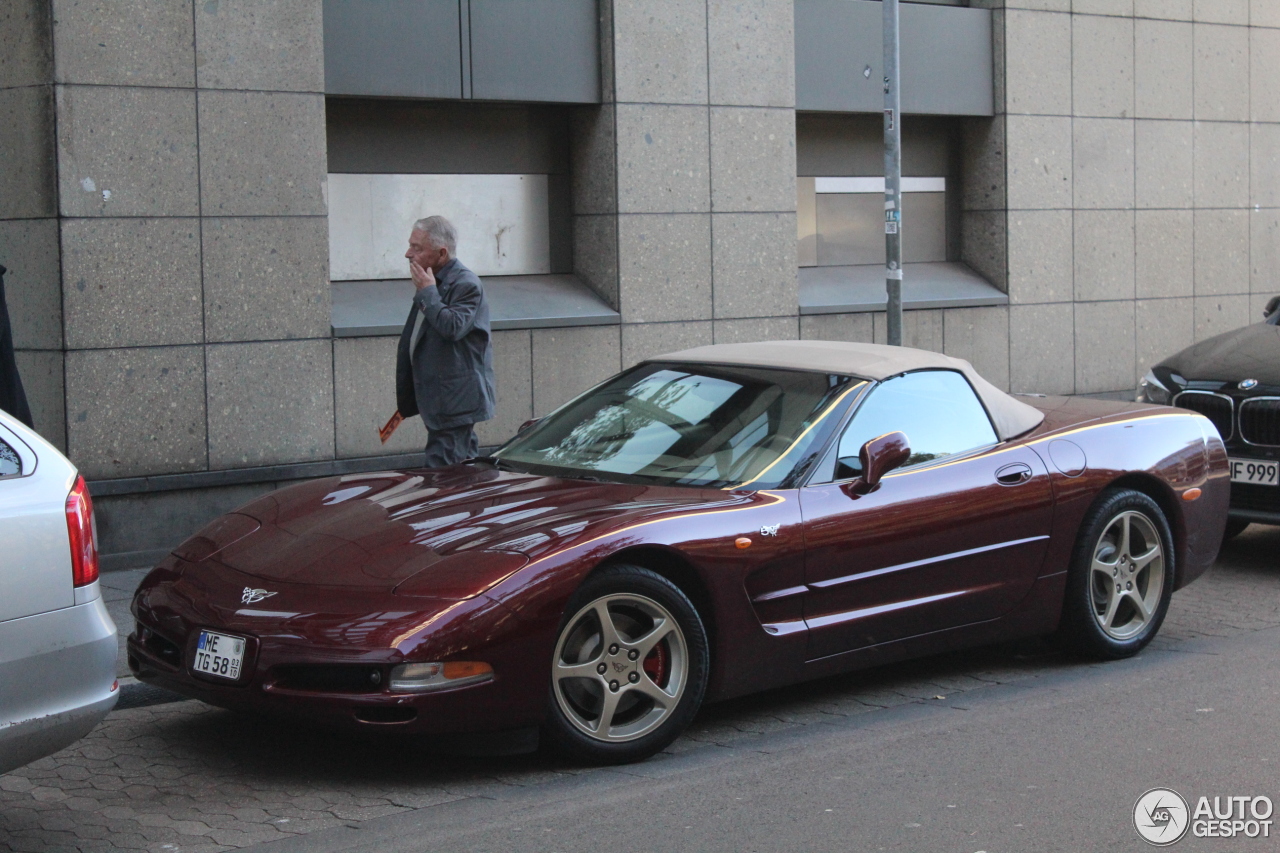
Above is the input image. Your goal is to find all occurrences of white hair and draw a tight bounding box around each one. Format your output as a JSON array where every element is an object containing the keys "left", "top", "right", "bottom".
[{"left": 412, "top": 215, "right": 458, "bottom": 255}]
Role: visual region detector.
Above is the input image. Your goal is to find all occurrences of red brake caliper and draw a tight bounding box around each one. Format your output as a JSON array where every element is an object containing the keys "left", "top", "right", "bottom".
[{"left": 642, "top": 642, "right": 668, "bottom": 687}]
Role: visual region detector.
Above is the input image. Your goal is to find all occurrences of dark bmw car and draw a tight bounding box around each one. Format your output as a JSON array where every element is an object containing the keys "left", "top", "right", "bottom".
[{"left": 1138, "top": 297, "right": 1280, "bottom": 539}]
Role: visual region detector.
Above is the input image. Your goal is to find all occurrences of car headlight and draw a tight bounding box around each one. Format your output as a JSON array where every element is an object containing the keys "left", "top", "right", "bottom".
[
  {"left": 1136, "top": 370, "right": 1172, "bottom": 405},
  {"left": 389, "top": 661, "right": 493, "bottom": 693}
]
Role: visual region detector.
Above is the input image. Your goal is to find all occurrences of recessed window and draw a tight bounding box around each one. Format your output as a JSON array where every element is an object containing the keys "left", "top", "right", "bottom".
[
  {"left": 0, "top": 439, "right": 21, "bottom": 477},
  {"left": 796, "top": 113, "right": 956, "bottom": 270},
  {"left": 799, "top": 176, "right": 947, "bottom": 267}
]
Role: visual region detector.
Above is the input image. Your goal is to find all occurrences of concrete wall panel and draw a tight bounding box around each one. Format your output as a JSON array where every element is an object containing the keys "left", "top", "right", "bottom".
[
  {"left": 799, "top": 313, "right": 874, "bottom": 343},
  {"left": 1194, "top": 294, "right": 1250, "bottom": 340},
  {"left": 1007, "top": 210, "right": 1073, "bottom": 304},
  {"left": 1074, "top": 300, "right": 1135, "bottom": 394},
  {"left": 1136, "top": 210, "right": 1194, "bottom": 299},
  {"left": 52, "top": 0, "right": 193, "bottom": 87},
  {"left": 943, "top": 305, "right": 1010, "bottom": 391},
  {"left": 61, "top": 217, "right": 203, "bottom": 349},
  {"left": 615, "top": 104, "right": 710, "bottom": 214},
  {"left": 65, "top": 346, "right": 207, "bottom": 479},
  {"left": 621, "top": 320, "right": 713, "bottom": 368},
  {"left": 0, "top": 0, "right": 52, "bottom": 88},
  {"left": 1006, "top": 115, "right": 1073, "bottom": 209},
  {"left": 1136, "top": 20, "right": 1193, "bottom": 120},
  {"left": 0, "top": 86, "right": 56, "bottom": 219},
  {"left": 711, "top": 212, "right": 797, "bottom": 319},
  {"left": 475, "top": 329, "right": 534, "bottom": 448},
  {"left": 196, "top": 0, "right": 323, "bottom": 92},
  {"left": 1135, "top": 120, "right": 1193, "bottom": 209},
  {"left": 206, "top": 340, "right": 335, "bottom": 469},
  {"left": 198, "top": 91, "right": 327, "bottom": 216},
  {"left": 531, "top": 326, "right": 621, "bottom": 416},
  {"left": 13, "top": 349, "right": 65, "bottom": 452},
  {"left": 612, "top": 0, "right": 708, "bottom": 105},
  {"left": 1072, "top": 118, "right": 1135, "bottom": 210},
  {"left": 202, "top": 216, "right": 331, "bottom": 343},
  {"left": 1073, "top": 14, "right": 1134, "bottom": 119},
  {"left": 1136, "top": 297, "right": 1194, "bottom": 380},
  {"left": 711, "top": 316, "right": 798, "bottom": 344},
  {"left": 1193, "top": 209, "right": 1250, "bottom": 297},
  {"left": 1252, "top": 209, "right": 1280, "bottom": 295},
  {"left": 0, "top": 219, "right": 62, "bottom": 350},
  {"left": 617, "top": 214, "right": 712, "bottom": 323},
  {"left": 1074, "top": 210, "right": 1135, "bottom": 301},
  {"left": 709, "top": 107, "right": 796, "bottom": 212},
  {"left": 1194, "top": 24, "right": 1250, "bottom": 122},
  {"left": 707, "top": 0, "right": 794, "bottom": 108},
  {"left": 1004, "top": 9, "right": 1071, "bottom": 116},
  {"left": 1010, "top": 303, "right": 1074, "bottom": 394},
  {"left": 56, "top": 85, "right": 198, "bottom": 218},
  {"left": 1194, "top": 122, "right": 1250, "bottom": 208},
  {"left": 333, "top": 335, "right": 429, "bottom": 458},
  {"left": 1251, "top": 123, "right": 1280, "bottom": 208}
]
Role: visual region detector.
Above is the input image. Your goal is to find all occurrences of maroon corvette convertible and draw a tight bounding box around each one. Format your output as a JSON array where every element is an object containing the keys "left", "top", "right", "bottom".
[{"left": 130, "top": 341, "right": 1229, "bottom": 762}]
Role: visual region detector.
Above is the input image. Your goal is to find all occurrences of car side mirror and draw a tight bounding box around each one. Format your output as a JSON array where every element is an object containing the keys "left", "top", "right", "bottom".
[
  {"left": 517, "top": 417, "right": 541, "bottom": 434},
  {"left": 1265, "top": 295, "right": 1280, "bottom": 319},
  {"left": 843, "top": 431, "right": 910, "bottom": 496}
]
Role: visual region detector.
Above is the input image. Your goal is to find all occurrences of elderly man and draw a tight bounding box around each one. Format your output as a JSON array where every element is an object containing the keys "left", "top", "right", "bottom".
[{"left": 395, "top": 216, "right": 496, "bottom": 467}]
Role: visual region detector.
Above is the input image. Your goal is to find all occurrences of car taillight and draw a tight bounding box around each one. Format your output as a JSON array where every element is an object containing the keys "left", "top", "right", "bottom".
[{"left": 66, "top": 474, "right": 99, "bottom": 587}]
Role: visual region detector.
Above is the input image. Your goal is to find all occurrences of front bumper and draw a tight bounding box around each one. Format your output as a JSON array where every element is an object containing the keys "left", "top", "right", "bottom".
[{"left": 128, "top": 559, "right": 551, "bottom": 737}]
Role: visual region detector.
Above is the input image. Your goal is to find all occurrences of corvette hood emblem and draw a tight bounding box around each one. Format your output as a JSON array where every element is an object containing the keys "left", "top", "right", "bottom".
[{"left": 241, "top": 587, "right": 278, "bottom": 604}]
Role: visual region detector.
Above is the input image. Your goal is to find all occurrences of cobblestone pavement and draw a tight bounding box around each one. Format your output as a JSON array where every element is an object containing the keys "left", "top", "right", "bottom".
[{"left": 3, "top": 527, "right": 1278, "bottom": 853}]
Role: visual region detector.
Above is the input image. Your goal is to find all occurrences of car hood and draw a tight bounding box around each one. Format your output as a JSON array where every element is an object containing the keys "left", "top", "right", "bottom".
[
  {"left": 1157, "top": 321, "right": 1280, "bottom": 387},
  {"left": 183, "top": 465, "right": 719, "bottom": 598}
]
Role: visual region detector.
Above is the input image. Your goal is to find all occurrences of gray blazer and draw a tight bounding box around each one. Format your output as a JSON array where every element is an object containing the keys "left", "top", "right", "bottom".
[{"left": 395, "top": 259, "right": 496, "bottom": 431}]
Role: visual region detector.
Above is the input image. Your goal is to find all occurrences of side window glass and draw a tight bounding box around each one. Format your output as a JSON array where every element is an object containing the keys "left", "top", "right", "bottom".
[
  {"left": 832, "top": 370, "right": 997, "bottom": 480},
  {"left": 0, "top": 438, "right": 21, "bottom": 477}
]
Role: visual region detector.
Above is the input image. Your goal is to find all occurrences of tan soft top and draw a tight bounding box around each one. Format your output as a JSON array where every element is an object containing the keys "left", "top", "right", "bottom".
[{"left": 654, "top": 340, "right": 1045, "bottom": 441}]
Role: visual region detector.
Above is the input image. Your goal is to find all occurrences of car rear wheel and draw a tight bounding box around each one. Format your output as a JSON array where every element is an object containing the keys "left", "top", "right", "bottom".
[
  {"left": 543, "top": 565, "right": 708, "bottom": 764},
  {"left": 1059, "top": 489, "right": 1174, "bottom": 660}
]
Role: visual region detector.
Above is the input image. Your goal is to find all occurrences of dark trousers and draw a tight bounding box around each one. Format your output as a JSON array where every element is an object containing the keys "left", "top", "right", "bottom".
[{"left": 424, "top": 424, "right": 479, "bottom": 468}]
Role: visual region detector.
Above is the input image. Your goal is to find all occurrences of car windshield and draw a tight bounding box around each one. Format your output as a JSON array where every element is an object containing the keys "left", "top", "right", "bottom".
[{"left": 495, "top": 362, "right": 864, "bottom": 489}]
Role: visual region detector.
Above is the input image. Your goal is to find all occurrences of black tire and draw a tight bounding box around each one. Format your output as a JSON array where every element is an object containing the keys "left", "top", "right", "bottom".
[
  {"left": 542, "top": 564, "right": 708, "bottom": 764},
  {"left": 1058, "top": 488, "right": 1175, "bottom": 660},
  {"left": 1221, "top": 518, "right": 1250, "bottom": 542}
]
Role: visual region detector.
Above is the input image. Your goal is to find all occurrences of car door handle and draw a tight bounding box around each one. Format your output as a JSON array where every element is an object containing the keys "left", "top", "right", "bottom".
[{"left": 995, "top": 463, "right": 1033, "bottom": 485}]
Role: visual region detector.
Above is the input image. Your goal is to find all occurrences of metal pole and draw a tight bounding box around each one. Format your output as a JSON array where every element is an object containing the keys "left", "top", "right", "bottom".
[{"left": 883, "top": 0, "right": 903, "bottom": 346}]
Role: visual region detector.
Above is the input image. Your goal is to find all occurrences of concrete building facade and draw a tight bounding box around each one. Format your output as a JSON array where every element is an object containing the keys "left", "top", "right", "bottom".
[{"left": 0, "top": 0, "right": 1277, "bottom": 566}]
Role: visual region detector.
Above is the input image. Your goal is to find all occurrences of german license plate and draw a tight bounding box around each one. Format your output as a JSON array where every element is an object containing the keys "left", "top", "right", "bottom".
[
  {"left": 1229, "top": 458, "right": 1279, "bottom": 486},
  {"left": 193, "top": 630, "right": 246, "bottom": 681}
]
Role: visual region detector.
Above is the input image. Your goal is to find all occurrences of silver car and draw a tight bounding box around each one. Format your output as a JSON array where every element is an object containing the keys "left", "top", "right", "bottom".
[{"left": 0, "top": 410, "right": 118, "bottom": 774}]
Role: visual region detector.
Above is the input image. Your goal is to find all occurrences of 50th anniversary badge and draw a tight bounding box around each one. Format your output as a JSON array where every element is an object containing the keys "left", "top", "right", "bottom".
[{"left": 1134, "top": 788, "right": 1274, "bottom": 845}]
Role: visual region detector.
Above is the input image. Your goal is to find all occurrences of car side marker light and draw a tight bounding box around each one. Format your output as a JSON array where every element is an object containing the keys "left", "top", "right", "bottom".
[
  {"left": 735, "top": 537, "right": 753, "bottom": 549},
  {"left": 1182, "top": 488, "right": 1202, "bottom": 501},
  {"left": 389, "top": 661, "right": 494, "bottom": 693}
]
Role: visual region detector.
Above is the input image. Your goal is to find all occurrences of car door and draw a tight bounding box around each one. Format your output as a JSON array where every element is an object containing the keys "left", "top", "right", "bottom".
[{"left": 800, "top": 370, "right": 1053, "bottom": 660}]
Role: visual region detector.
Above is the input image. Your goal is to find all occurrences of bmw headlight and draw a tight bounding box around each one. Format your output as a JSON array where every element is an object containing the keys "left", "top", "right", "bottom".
[{"left": 1136, "top": 370, "right": 1172, "bottom": 405}]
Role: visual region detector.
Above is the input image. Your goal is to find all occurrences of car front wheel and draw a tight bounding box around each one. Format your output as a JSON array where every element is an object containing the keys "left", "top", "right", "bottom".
[
  {"left": 1059, "top": 488, "right": 1174, "bottom": 659},
  {"left": 543, "top": 565, "right": 708, "bottom": 764}
]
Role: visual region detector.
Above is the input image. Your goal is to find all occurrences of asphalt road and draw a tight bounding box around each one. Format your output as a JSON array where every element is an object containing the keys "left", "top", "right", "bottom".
[{"left": 3, "top": 525, "right": 1279, "bottom": 853}]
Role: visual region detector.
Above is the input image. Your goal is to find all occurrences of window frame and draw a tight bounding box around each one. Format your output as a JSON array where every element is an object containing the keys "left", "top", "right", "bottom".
[
  {"left": 0, "top": 423, "right": 37, "bottom": 481},
  {"left": 803, "top": 368, "right": 1001, "bottom": 487}
]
